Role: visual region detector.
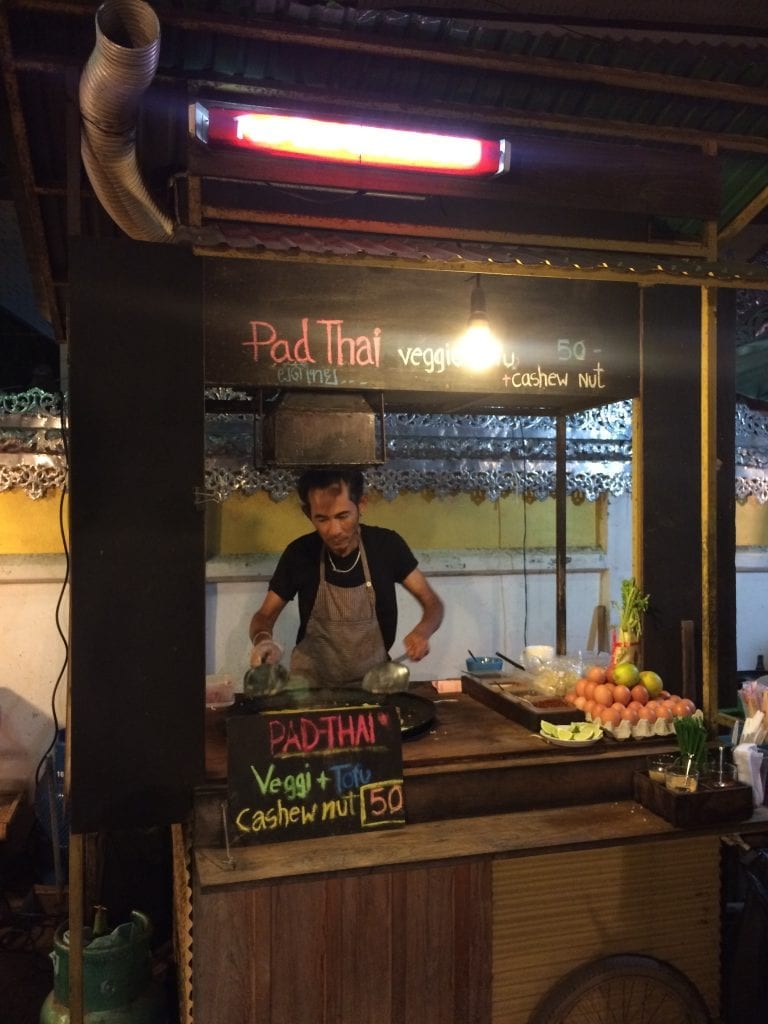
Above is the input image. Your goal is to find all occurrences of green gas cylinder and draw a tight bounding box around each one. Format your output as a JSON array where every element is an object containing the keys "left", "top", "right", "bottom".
[{"left": 40, "top": 910, "right": 167, "bottom": 1024}]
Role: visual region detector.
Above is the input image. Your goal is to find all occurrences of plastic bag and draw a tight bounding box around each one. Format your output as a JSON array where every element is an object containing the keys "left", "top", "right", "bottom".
[{"left": 531, "top": 654, "right": 583, "bottom": 697}]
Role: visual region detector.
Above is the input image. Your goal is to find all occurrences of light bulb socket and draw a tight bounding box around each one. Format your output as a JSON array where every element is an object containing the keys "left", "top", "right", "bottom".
[{"left": 468, "top": 275, "right": 487, "bottom": 319}]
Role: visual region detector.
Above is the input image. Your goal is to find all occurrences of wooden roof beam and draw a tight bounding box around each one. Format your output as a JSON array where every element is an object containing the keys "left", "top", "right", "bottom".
[
  {"left": 191, "top": 245, "right": 768, "bottom": 290},
  {"left": 718, "top": 184, "right": 768, "bottom": 244},
  {"left": 201, "top": 202, "right": 711, "bottom": 259},
  {"left": 187, "top": 136, "right": 720, "bottom": 221}
]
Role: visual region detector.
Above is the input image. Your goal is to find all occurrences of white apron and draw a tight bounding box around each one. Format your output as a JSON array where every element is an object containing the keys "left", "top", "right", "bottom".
[{"left": 290, "top": 537, "right": 387, "bottom": 688}]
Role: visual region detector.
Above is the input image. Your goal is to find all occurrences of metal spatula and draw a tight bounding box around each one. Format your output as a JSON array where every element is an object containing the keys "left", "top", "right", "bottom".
[{"left": 361, "top": 653, "right": 410, "bottom": 694}]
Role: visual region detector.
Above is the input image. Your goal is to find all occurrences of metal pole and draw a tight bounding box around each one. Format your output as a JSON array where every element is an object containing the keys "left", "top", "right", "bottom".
[{"left": 555, "top": 414, "right": 567, "bottom": 655}]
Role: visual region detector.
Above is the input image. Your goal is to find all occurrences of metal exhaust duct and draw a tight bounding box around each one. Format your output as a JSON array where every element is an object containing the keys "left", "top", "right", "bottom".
[
  {"left": 79, "top": 0, "right": 173, "bottom": 242},
  {"left": 262, "top": 393, "right": 384, "bottom": 466}
]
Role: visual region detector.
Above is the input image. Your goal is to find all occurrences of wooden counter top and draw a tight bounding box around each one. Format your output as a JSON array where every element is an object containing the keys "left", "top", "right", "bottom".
[
  {"left": 199, "top": 679, "right": 687, "bottom": 843},
  {"left": 206, "top": 679, "right": 675, "bottom": 778},
  {"left": 195, "top": 800, "right": 768, "bottom": 893}
]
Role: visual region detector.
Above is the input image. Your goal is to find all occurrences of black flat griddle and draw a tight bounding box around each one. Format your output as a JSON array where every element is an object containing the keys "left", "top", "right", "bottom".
[{"left": 230, "top": 687, "right": 436, "bottom": 740}]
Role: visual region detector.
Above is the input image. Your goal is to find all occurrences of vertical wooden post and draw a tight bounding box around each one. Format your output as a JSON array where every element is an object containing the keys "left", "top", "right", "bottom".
[
  {"left": 681, "top": 619, "right": 696, "bottom": 701},
  {"left": 68, "top": 831, "right": 85, "bottom": 1024},
  {"left": 700, "top": 285, "right": 718, "bottom": 722},
  {"left": 638, "top": 285, "right": 702, "bottom": 691},
  {"left": 68, "top": 238, "right": 205, "bottom": 832},
  {"left": 65, "top": 68, "right": 81, "bottom": 238}
]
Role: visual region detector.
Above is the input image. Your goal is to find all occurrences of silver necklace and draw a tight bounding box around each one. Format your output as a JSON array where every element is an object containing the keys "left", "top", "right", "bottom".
[{"left": 327, "top": 547, "right": 362, "bottom": 574}]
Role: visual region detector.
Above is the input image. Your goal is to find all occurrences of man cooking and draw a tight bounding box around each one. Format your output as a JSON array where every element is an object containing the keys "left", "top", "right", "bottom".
[{"left": 248, "top": 467, "right": 444, "bottom": 689}]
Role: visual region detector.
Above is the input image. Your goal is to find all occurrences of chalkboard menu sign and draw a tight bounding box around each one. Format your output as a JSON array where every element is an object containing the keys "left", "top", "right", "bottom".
[
  {"left": 204, "top": 261, "right": 639, "bottom": 404},
  {"left": 227, "top": 705, "right": 405, "bottom": 845}
]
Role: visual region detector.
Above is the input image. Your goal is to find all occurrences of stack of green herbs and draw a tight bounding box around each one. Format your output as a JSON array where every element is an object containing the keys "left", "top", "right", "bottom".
[
  {"left": 614, "top": 577, "right": 650, "bottom": 639},
  {"left": 673, "top": 712, "right": 708, "bottom": 770}
]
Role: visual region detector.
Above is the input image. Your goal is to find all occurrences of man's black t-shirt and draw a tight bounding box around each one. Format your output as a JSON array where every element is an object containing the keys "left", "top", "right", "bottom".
[{"left": 268, "top": 524, "right": 418, "bottom": 649}]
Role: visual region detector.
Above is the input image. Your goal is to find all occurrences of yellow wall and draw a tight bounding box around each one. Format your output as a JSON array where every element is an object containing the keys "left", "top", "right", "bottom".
[
  {"left": 736, "top": 497, "right": 768, "bottom": 547},
  {"left": 7, "top": 486, "right": 768, "bottom": 558},
  {"left": 207, "top": 489, "right": 602, "bottom": 556},
  {"left": 0, "top": 490, "right": 68, "bottom": 554},
  {"left": 0, "top": 486, "right": 601, "bottom": 557}
]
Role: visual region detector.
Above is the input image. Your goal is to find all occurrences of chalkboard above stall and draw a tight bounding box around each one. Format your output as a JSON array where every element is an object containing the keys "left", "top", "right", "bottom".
[{"left": 204, "top": 262, "right": 640, "bottom": 413}]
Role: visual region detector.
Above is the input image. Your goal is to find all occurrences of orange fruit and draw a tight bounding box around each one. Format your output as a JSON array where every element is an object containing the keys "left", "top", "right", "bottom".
[
  {"left": 612, "top": 662, "right": 640, "bottom": 688},
  {"left": 638, "top": 670, "right": 663, "bottom": 698}
]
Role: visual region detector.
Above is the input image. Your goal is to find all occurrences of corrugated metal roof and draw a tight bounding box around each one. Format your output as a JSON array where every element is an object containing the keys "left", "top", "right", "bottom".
[
  {"left": 151, "top": 2, "right": 768, "bottom": 234},
  {"left": 3, "top": 0, "right": 768, "bottom": 351},
  {"left": 180, "top": 220, "right": 768, "bottom": 287}
]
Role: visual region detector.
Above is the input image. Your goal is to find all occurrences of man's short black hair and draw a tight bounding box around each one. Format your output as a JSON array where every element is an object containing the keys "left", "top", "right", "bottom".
[{"left": 297, "top": 468, "right": 365, "bottom": 512}]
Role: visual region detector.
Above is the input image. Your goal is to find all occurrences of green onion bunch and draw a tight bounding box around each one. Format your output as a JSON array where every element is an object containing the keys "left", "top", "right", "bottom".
[
  {"left": 614, "top": 578, "right": 650, "bottom": 639},
  {"left": 673, "top": 711, "right": 708, "bottom": 769}
]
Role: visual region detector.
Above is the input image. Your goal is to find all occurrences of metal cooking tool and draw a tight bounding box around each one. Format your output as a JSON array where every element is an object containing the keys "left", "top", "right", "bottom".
[
  {"left": 495, "top": 650, "right": 528, "bottom": 673},
  {"left": 361, "top": 653, "right": 410, "bottom": 694},
  {"left": 243, "top": 662, "right": 289, "bottom": 697}
]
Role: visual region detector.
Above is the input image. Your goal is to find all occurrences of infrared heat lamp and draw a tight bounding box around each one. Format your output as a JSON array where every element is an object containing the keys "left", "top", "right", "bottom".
[{"left": 191, "top": 103, "right": 508, "bottom": 177}]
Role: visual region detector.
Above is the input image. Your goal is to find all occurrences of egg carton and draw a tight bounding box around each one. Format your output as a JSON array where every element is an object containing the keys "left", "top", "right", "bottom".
[{"left": 584, "top": 711, "right": 676, "bottom": 741}]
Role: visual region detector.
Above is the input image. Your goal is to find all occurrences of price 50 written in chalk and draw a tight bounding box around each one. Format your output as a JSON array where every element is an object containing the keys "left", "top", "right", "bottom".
[
  {"left": 360, "top": 780, "right": 405, "bottom": 828},
  {"left": 558, "top": 338, "right": 589, "bottom": 361}
]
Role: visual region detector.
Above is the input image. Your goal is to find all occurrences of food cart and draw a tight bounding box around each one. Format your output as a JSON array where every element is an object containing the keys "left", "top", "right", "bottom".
[
  {"left": 58, "top": 211, "right": 766, "bottom": 1022},
  {"left": 6, "top": 3, "right": 767, "bottom": 1021},
  {"left": 187, "top": 677, "right": 768, "bottom": 1024}
]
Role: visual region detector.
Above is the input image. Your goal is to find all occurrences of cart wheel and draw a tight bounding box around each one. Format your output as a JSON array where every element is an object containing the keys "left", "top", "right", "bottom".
[{"left": 528, "top": 954, "right": 711, "bottom": 1024}]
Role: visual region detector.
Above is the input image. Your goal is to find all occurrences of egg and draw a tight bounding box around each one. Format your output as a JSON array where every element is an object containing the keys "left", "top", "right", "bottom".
[
  {"left": 574, "top": 695, "right": 587, "bottom": 710},
  {"left": 638, "top": 704, "right": 657, "bottom": 722},
  {"left": 585, "top": 665, "right": 607, "bottom": 686},
  {"left": 676, "top": 698, "right": 696, "bottom": 717},
  {"left": 612, "top": 684, "right": 631, "bottom": 706},
  {"left": 584, "top": 680, "right": 596, "bottom": 700},
  {"left": 601, "top": 706, "right": 621, "bottom": 728},
  {"left": 630, "top": 684, "right": 649, "bottom": 705},
  {"left": 575, "top": 678, "right": 588, "bottom": 698},
  {"left": 654, "top": 703, "right": 673, "bottom": 721},
  {"left": 593, "top": 683, "right": 614, "bottom": 707},
  {"left": 620, "top": 705, "right": 639, "bottom": 725}
]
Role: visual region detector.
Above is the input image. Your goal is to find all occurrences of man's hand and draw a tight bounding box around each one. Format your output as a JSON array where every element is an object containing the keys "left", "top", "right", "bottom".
[
  {"left": 250, "top": 633, "right": 284, "bottom": 667},
  {"left": 403, "top": 627, "right": 430, "bottom": 662}
]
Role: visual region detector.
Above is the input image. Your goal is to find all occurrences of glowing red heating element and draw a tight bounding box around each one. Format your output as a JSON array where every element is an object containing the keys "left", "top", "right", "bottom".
[{"left": 200, "top": 107, "right": 506, "bottom": 176}]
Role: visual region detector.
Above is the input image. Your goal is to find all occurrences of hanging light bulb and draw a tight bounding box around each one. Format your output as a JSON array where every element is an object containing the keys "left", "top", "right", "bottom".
[{"left": 453, "top": 275, "right": 501, "bottom": 372}]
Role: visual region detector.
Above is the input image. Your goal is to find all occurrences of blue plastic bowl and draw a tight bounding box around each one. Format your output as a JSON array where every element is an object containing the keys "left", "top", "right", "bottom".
[{"left": 466, "top": 655, "right": 504, "bottom": 673}]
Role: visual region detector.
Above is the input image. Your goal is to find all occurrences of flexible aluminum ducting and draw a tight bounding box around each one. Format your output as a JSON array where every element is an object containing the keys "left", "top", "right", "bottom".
[{"left": 79, "top": 0, "right": 173, "bottom": 242}]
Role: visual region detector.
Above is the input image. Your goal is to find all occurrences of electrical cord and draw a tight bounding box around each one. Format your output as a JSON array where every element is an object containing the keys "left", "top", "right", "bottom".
[
  {"left": 34, "top": 390, "right": 70, "bottom": 789},
  {"left": 520, "top": 417, "right": 529, "bottom": 649}
]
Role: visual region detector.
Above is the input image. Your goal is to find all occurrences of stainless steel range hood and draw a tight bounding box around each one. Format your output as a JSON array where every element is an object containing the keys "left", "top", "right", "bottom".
[{"left": 262, "top": 392, "right": 384, "bottom": 466}]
